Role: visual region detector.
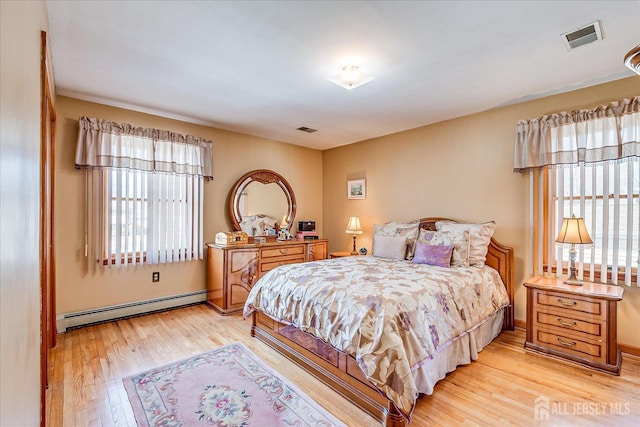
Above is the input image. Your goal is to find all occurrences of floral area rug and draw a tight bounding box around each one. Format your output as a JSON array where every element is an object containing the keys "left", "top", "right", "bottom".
[{"left": 123, "top": 342, "right": 345, "bottom": 426}]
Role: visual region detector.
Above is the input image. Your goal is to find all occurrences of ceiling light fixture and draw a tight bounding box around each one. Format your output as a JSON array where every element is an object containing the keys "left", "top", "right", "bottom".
[
  {"left": 624, "top": 44, "right": 640, "bottom": 76},
  {"left": 328, "top": 65, "right": 375, "bottom": 90}
]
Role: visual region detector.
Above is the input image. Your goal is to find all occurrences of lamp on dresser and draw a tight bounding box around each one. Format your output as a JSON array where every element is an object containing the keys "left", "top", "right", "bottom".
[
  {"left": 555, "top": 215, "right": 593, "bottom": 285},
  {"left": 345, "top": 216, "right": 363, "bottom": 255}
]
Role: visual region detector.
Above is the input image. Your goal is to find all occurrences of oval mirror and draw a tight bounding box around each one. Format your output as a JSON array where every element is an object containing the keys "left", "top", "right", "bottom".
[{"left": 229, "top": 169, "right": 297, "bottom": 236}]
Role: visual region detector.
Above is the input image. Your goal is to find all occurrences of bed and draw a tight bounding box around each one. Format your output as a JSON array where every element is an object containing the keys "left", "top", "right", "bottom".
[{"left": 243, "top": 218, "right": 514, "bottom": 426}]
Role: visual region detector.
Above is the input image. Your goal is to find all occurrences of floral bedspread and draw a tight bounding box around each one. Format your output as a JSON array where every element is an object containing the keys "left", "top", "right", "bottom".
[{"left": 243, "top": 256, "right": 510, "bottom": 420}]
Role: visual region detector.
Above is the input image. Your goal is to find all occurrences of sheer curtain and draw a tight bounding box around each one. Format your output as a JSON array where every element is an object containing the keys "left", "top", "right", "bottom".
[
  {"left": 514, "top": 97, "right": 639, "bottom": 286},
  {"left": 75, "top": 117, "right": 213, "bottom": 268}
]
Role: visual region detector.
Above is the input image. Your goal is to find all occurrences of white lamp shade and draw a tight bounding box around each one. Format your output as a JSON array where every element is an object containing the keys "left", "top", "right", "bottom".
[
  {"left": 345, "top": 216, "right": 363, "bottom": 234},
  {"left": 556, "top": 216, "right": 593, "bottom": 245}
]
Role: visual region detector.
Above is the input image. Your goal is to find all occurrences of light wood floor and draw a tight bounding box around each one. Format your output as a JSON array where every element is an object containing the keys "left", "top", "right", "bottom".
[{"left": 46, "top": 303, "right": 640, "bottom": 426}]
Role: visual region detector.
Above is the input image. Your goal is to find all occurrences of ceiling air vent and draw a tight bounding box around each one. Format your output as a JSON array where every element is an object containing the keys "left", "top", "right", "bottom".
[
  {"left": 561, "top": 21, "right": 603, "bottom": 50},
  {"left": 297, "top": 126, "right": 317, "bottom": 133}
]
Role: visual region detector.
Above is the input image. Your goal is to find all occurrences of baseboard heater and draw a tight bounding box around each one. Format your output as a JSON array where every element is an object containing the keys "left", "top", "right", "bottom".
[{"left": 56, "top": 290, "right": 207, "bottom": 333}]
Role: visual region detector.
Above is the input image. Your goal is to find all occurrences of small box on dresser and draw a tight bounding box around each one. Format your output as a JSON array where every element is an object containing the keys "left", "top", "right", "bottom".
[{"left": 524, "top": 275, "right": 624, "bottom": 375}]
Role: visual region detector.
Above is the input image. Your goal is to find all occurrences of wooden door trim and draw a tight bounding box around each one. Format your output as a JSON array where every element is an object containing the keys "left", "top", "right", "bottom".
[{"left": 40, "top": 29, "right": 56, "bottom": 427}]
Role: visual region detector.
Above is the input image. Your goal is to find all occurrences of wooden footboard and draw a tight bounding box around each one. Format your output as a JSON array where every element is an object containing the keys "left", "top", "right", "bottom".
[{"left": 251, "top": 311, "right": 407, "bottom": 427}]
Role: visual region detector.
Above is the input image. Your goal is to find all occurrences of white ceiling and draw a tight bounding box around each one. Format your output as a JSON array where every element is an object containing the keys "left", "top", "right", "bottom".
[{"left": 45, "top": 1, "right": 640, "bottom": 150}]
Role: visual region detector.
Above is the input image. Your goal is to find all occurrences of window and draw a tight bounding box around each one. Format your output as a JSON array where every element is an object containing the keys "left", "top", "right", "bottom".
[
  {"left": 75, "top": 117, "right": 212, "bottom": 268},
  {"left": 104, "top": 168, "right": 203, "bottom": 265},
  {"left": 515, "top": 97, "right": 639, "bottom": 286},
  {"left": 546, "top": 160, "right": 639, "bottom": 284}
]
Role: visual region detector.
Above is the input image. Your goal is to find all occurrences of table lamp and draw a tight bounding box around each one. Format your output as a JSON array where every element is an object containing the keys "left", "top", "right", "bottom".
[
  {"left": 555, "top": 215, "right": 593, "bottom": 285},
  {"left": 345, "top": 216, "right": 363, "bottom": 255}
]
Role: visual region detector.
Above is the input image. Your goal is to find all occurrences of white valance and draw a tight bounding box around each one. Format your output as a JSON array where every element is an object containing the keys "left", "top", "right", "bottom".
[
  {"left": 513, "top": 96, "right": 640, "bottom": 172},
  {"left": 75, "top": 116, "right": 213, "bottom": 178}
]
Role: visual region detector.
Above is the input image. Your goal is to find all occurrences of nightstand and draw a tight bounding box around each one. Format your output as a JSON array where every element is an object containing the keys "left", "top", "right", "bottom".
[
  {"left": 329, "top": 251, "right": 356, "bottom": 259},
  {"left": 524, "top": 275, "right": 624, "bottom": 375}
]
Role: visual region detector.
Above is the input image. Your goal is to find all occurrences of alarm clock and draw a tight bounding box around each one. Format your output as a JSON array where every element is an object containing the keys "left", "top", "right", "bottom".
[{"left": 359, "top": 247, "right": 367, "bottom": 255}]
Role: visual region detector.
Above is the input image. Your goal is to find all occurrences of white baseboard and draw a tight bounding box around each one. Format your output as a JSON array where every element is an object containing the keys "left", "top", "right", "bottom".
[{"left": 56, "top": 290, "right": 207, "bottom": 333}]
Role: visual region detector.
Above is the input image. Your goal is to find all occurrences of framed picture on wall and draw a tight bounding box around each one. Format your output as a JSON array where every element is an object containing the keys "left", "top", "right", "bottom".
[{"left": 347, "top": 179, "right": 366, "bottom": 199}]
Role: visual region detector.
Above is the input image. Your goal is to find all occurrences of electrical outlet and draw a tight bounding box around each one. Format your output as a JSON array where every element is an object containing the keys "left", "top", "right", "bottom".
[{"left": 152, "top": 272, "right": 160, "bottom": 282}]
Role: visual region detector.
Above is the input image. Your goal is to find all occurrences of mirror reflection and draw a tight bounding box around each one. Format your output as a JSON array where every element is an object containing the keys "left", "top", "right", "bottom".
[
  {"left": 238, "top": 182, "right": 287, "bottom": 236},
  {"left": 229, "top": 169, "right": 296, "bottom": 237}
]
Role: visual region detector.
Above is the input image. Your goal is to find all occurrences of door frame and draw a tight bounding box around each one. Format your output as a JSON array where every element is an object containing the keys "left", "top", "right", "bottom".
[{"left": 40, "top": 30, "right": 56, "bottom": 427}]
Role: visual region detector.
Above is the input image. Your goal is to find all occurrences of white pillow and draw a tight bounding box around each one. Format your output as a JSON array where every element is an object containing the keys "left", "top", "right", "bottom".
[
  {"left": 436, "top": 221, "right": 496, "bottom": 267},
  {"left": 372, "top": 234, "right": 407, "bottom": 260},
  {"left": 373, "top": 220, "right": 420, "bottom": 260}
]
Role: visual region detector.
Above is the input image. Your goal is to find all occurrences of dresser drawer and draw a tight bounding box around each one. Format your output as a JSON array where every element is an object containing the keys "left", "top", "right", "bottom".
[
  {"left": 259, "top": 255, "right": 305, "bottom": 274},
  {"left": 534, "top": 311, "right": 604, "bottom": 340},
  {"left": 533, "top": 329, "right": 606, "bottom": 364},
  {"left": 206, "top": 239, "right": 328, "bottom": 315},
  {"left": 534, "top": 289, "right": 606, "bottom": 321},
  {"left": 260, "top": 245, "right": 305, "bottom": 259}
]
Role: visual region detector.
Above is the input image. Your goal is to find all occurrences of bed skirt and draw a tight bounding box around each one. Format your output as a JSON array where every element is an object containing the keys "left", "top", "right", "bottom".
[{"left": 413, "top": 307, "right": 505, "bottom": 395}]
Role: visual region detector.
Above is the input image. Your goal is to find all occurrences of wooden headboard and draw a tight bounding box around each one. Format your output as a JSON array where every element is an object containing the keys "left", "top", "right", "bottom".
[{"left": 419, "top": 218, "right": 515, "bottom": 330}]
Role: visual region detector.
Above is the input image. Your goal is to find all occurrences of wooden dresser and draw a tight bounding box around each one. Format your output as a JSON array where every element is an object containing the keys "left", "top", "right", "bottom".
[
  {"left": 206, "top": 238, "right": 328, "bottom": 315},
  {"left": 524, "top": 275, "right": 624, "bottom": 375}
]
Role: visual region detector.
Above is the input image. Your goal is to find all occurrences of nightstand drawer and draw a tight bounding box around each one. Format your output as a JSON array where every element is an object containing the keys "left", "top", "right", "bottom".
[
  {"left": 524, "top": 276, "right": 623, "bottom": 375},
  {"left": 534, "top": 311, "right": 604, "bottom": 340},
  {"left": 534, "top": 290, "right": 605, "bottom": 321},
  {"left": 533, "top": 329, "right": 606, "bottom": 364}
]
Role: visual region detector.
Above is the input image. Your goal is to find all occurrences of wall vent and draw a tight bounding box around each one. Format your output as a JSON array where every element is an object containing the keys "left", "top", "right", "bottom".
[
  {"left": 297, "top": 126, "right": 317, "bottom": 133},
  {"left": 561, "top": 21, "right": 603, "bottom": 50}
]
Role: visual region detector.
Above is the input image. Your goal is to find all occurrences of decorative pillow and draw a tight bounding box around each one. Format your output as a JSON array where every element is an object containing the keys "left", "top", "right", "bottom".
[
  {"left": 417, "top": 228, "right": 470, "bottom": 267},
  {"left": 373, "top": 220, "right": 420, "bottom": 260},
  {"left": 436, "top": 221, "right": 496, "bottom": 267},
  {"left": 412, "top": 243, "right": 454, "bottom": 267},
  {"left": 372, "top": 234, "right": 407, "bottom": 261}
]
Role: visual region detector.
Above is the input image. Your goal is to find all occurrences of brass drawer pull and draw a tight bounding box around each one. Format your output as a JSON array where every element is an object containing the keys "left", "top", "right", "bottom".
[
  {"left": 557, "top": 298, "right": 577, "bottom": 307},
  {"left": 557, "top": 318, "right": 577, "bottom": 327},
  {"left": 279, "top": 249, "right": 289, "bottom": 254},
  {"left": 557, "top": 337, "right": 576, "bottom": 347}
]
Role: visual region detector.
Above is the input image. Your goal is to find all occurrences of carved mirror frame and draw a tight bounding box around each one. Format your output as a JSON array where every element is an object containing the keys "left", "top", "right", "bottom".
[{"left": 229, "top": 169, "right": 297, "bottom": 233}]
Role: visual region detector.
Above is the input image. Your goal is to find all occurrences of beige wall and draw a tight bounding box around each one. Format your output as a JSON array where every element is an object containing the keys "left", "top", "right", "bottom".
[
  {"left": 323, "top": 77, "right": 640, "bottom": 348},
  {"left": 54, "top": 78, "right": 639, "bottom": 346},
  {"left": 55, "top": 96, "right": 323, "bottom": 314},
  {"left": 0, "top": 1, "right": 49, "bottom": 425}
]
